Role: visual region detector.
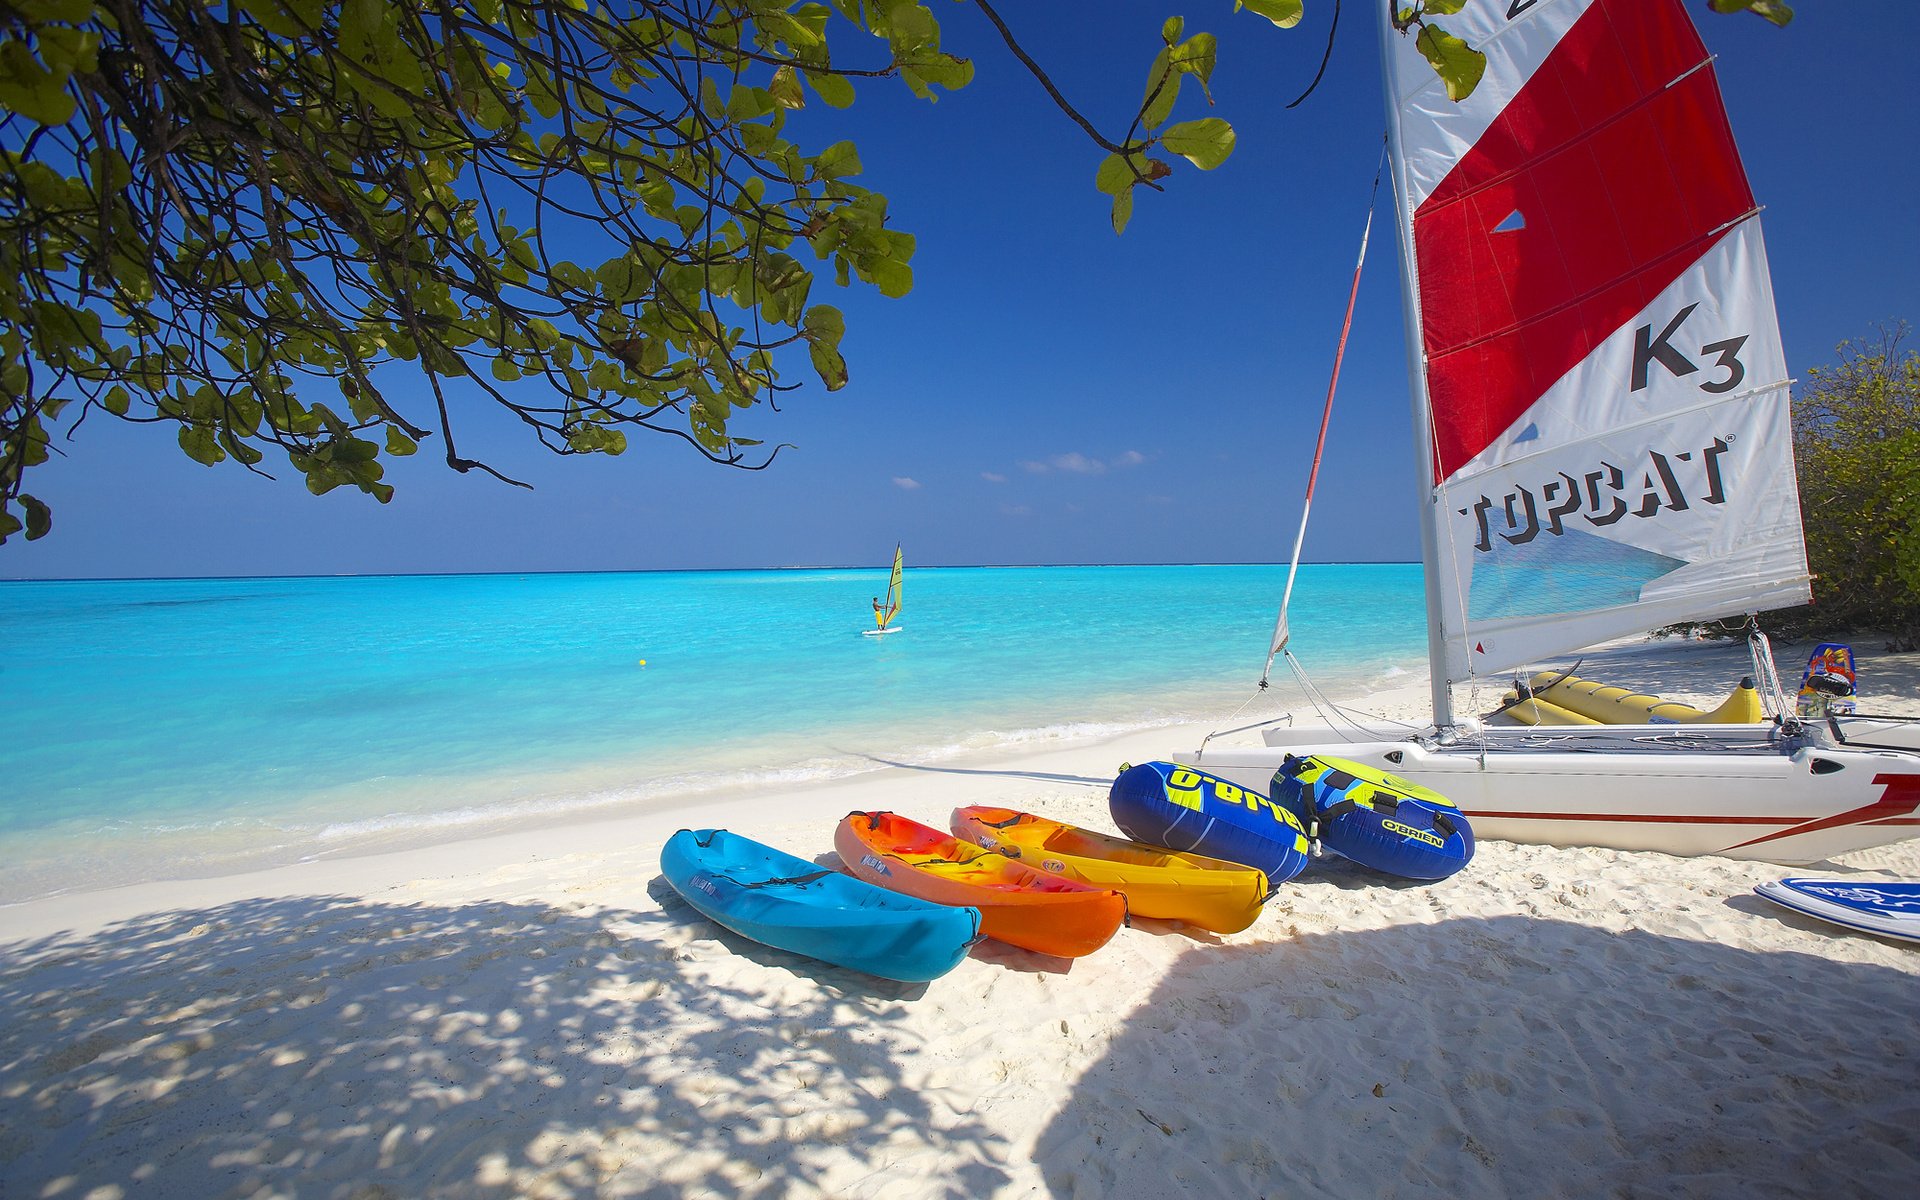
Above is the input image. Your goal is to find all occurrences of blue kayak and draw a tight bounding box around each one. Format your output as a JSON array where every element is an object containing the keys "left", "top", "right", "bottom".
[{"left": 661, "top": 828, "right": 982, "bottom": 982}]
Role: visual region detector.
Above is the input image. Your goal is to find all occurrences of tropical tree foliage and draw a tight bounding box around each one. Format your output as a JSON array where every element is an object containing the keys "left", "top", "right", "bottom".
[
  {"left": 0, "top": 0, "right": 1794, "bottom": 545},
  {"left": 1766, "top": 324, "right": 1920, "bottom": 645},
  {"left": 0, "top": 0, "right": 1282, "bottom": 544}
]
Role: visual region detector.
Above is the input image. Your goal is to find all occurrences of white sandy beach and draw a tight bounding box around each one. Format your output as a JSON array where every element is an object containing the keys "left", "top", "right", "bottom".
[{"left": 3, "top": 636, "right": 1918, "bottom": 1198}]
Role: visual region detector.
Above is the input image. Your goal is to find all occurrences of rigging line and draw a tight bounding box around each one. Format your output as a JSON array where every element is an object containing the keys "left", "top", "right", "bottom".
[
  {"left": 1262, "top": 138, "right": 1387, "bottom": 688},
  {"left": 1745, "top": 617, "right": 1794, "bottom": 726},
  {"left": 1282, "top": 650, "right": 1423, "bottom": 740},
  {"left": 1198, "top": 685, "right": 1285, "bottom": 756}
]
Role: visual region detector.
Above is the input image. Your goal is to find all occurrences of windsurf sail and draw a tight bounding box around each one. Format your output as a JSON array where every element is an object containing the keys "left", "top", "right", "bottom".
[
  {"left": 1379, "top": 0, "right": 1812, "bottom": 711},
  {"left": 873, "top": 544, "right": 903, "bottom": 630}
]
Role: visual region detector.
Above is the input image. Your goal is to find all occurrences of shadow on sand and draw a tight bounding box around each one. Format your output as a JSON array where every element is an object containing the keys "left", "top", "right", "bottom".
[
  {"left": 0, "top": 892, "right": 1010, "bottom": 1198},
  {"left": 1032, "top": 912, "right": 1920, "bottom": 1198}
]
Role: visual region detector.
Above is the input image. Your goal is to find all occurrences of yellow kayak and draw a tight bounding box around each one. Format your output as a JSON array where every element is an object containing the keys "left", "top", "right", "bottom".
[{"left": 950, "top": 806, "right": 1271, "bottom": 934}]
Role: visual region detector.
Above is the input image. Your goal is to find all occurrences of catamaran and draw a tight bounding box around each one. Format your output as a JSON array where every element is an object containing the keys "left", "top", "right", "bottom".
[
  {"left": 864, "top": 544, "right": 904, "bottom": 636},
  {"left": 1188, "top": 0, "right": 1920, "bottom": 865}
]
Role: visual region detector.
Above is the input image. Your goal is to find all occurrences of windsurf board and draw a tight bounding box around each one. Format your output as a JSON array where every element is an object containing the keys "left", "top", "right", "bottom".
[{"left": 1754, "top": 877, "right": 1920, "bottom": 945}]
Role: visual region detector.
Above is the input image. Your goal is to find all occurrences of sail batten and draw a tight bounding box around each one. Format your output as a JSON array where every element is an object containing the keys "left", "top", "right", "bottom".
[{"left": 1381, "top": 0, "right": 1810, "bottom": 687}]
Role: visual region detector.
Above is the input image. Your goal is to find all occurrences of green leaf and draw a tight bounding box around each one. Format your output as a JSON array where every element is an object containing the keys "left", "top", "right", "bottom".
[
  {"left": 21, "top": 494, "right": 51, "bottom": 541},
  {"left": 1140, "top": 49, "right": 1180, "bottom": 130},
  {"left": 769, "top": 65, "right": 806, "bottom": 109},
  {"left": 1415, "top": 24, "right": 1486, "bottom": 102},
  {"left": 178, "top": 425, "right": 226, "bottom": 466},
  {"left": 35, "top": 26, "right": 100, "bottom": 76},
  {"left": 813, "top": 140, "right": 862, "bottom": 180},
  {"left": 1236, "top": 0, "right": 1305, "bottom": 30},
  {"left": 1170, "top": 33, "right": 1218, "bottom": 94},
  {"left": 1160, "top": 118, "right": 1235, "bottom": 170},
  {"left": 385, "top": 427, "right": 418, "bottom": 456},
  {"left": 808, "top": 339, "right": 847, "bottom": 390},
  {"left": 803, "top": 69, "right": 855, "bottom": 109},
  {"left": 0, "top": 40, "right": 78, "bottom": 126},
  {"left": 726, "top": 85, "right": 775, "bottom": 123},
  {"left": 1422, "top": 0, "right": 1470, "bottom": 14},
  {"left": 566, "top": 423, "right": 627, "bottom": 454},
  {"left": 904, "top": 53, "right": 973, "bottom": 95},
  {"left": 219, "top": 430, "right": 265, "bottom": 466},
  {"left": 1095, "top": 153, "right": 1136, "bottom": 196},
  {"left": 596, "top": 256, "right": 650, "bottom": 304},
  {"left": 1161, "top": 16, "right": 1185, "bottom": 43},
  {"left": 12, "top": 1, "right": 98, "bottom": 21},
  {"left": 867, "top": 258, "right": 912, "bottom": 299},
  {"left": 1111, "top": 188, "right": 1134, "bottom": 236},
  {"left": 342, "top": 376, "right": 378, "bottom": 422},
  {"left": 803, "top": 304, "right": 846, "bottom": 348},
  {"left": 758, "top": 10, "right": 827, "bottom": 50},
  {"left": 1709, "top": 0, "right": 1794, "bottom": 25}
]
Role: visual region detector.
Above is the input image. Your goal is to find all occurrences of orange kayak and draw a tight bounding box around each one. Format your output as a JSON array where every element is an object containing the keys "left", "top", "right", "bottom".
[
  {"left": 951, "top": 805, "right": 1271, "bottom": 934},
  {"left": 835, "top": 811, "right": 1127, "bottom": 958}
]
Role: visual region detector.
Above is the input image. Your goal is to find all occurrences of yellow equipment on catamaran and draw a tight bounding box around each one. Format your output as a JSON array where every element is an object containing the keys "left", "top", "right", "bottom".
[{"left": 1500, "top": 672, "right": 1763, "bottom": 726}]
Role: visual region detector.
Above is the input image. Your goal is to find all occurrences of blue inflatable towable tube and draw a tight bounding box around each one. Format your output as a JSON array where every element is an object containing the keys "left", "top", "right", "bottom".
[
  {"left": 1271, "top": 754, "right": 1474, "bottom": 881},
  {"left": 1108, "top": 761, "right": 1312, "bottom": 884}
]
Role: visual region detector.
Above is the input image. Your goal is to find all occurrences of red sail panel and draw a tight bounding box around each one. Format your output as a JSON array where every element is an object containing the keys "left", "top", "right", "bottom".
[{"left": 1414, "top": 0, "right": 1756, "bottom": 483}]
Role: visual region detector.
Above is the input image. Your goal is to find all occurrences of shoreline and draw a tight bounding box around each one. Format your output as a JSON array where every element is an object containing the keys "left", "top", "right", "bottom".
[
  {"left": 6, "top": 632, "right": 1915, "bottom": 941},
  {"left": 3, "top": 635, "right": 1917, "bottom": 1197},
  {"left": 0, "top": 711, "right": 1262, "bottom": 944},
  {"left": 0, "top": 688, "right": 1309, "bottom": 912},
  {"left": 0, "top": 565, "right": 1434, "bottom": 907}
]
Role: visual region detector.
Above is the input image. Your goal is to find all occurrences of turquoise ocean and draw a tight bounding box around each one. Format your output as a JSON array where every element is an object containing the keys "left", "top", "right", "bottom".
[{"left": 0, "top": 564, "right": 1426, "bottom": 903}]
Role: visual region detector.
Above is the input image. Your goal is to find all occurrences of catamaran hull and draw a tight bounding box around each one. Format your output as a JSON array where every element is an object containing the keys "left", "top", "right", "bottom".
[{"left": 1187, "top": 728, "right": 1920, "bottom": 865}]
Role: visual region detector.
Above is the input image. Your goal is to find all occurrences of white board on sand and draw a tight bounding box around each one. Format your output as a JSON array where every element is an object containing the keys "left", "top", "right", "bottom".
[{"left": 1754, "top": 878, "right": 1920, "bottom": 945}]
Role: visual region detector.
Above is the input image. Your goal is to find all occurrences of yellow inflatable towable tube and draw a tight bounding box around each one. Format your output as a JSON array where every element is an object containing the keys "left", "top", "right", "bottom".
[
  {"left": 1514, "top": 672, "right": 1763, "bottom": 725},
  {"left": 1495, "top": 691, "right": 1603, "bottom": 726}
]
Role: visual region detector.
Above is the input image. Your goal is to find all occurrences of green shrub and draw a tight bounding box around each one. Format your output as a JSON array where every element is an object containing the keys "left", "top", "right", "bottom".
[{"left": 1767, "top": 323, "right": 1920, "bottom": 648}]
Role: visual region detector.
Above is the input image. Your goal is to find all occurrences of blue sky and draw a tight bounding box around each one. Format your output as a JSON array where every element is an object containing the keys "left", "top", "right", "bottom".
[{"left": 5, "top": 1, "right": 1916, "bottom": 580}]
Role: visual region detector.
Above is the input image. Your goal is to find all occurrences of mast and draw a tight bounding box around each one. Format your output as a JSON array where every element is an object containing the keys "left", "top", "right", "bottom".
[{"left": 1377, "top": 1, "right": 1455, "bottom": 731}]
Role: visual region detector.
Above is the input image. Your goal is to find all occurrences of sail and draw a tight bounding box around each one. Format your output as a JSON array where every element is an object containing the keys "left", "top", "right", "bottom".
[
  {"left": 878, "top": 544, "right": 903, "bottom": 628},
  {"left": 1379, "top": 0, "right": 1811, "bottom": 684}
]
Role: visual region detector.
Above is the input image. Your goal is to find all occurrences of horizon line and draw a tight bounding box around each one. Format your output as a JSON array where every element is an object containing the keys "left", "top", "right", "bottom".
[{"left": 0, "top": 560, "right": 1423, "bottom": 585}]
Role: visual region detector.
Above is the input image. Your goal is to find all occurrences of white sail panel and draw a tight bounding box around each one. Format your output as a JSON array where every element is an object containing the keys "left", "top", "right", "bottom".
[
  {"left": 1384, "top": 0, "right": 1593, "bottom": 212},
  {"left": 1435, "top": 221, "right": 1810, "bottom": 679},
  {"left": 1381, "top": 0, "right": 1811, "bottom": 684},
  {"left": 1442, "top": 222, "right": 1788, "bottom": 483}
]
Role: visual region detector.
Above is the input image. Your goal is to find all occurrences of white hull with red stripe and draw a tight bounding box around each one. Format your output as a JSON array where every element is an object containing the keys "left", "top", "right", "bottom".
[{"left": 1186, "top": 726, "right": 1920, "bottom": 866}]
